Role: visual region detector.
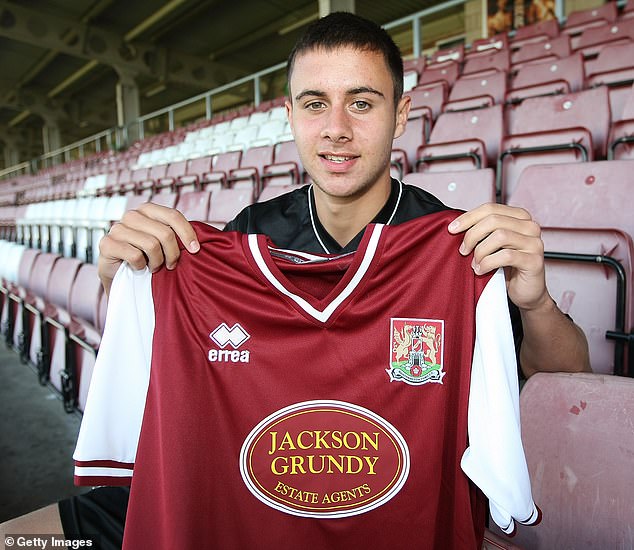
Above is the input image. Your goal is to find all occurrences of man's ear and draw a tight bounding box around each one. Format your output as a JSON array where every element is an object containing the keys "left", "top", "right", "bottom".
[
  {"left": 285, "top": 98, "right": 296, "bottom": 138},
  {"left": 393, "top": 94, "right": 411, "bottom": 140}
]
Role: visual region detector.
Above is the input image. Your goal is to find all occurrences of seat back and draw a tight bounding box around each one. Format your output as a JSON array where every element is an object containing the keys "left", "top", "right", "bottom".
[
  {"left": 511, "top": 52, "right": 585, "bottom": 94},
  {"left": 541, "top": 227, "right": 634, "bottom": 375},
  {"left": 403, "top": 169, "right": 496, "bottom": 211},
  {"left": 508, "top": 160, "right": 634, "bottom": 241},
  {"left": 46, "top": 257, "right": 83, "bottom": 312},
  {"left": 28, "top": 253, "right": 60, "bottom": 299},
  {"left": 500, "top": 372, "right": 634, "bottom": 548},
  {"left": 69, "top": 263, "right": 102, "bottom": 328},
  {"left": 175, "top": 191, "right": 212, "bottom": 221},
  {"left": 17, "top": 248, "right": 41, "bottom": 288},
  {"left": 508, "top": 86, "right": 611, "bottom": 157},
  {"left": 207, "top": 188, "right": 254, "bottom": 229},
  {"left": 447, "top": 71, "right": 507, "bottom": 107}
]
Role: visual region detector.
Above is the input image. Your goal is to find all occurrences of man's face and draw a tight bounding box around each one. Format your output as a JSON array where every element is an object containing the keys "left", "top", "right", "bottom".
[{"left": 286, "top": 46, "right": 409, "bottom": 202}]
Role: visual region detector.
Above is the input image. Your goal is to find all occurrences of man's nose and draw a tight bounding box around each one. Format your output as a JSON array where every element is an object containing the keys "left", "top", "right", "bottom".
[{"left": 320, "top": 104, "right": 352, "bottom": 142}]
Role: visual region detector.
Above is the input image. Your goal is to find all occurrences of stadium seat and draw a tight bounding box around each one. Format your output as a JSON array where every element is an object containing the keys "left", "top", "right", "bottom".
[
  {"left": 428, "top": 45, "right": 464, "bottom": 66},
  {"left": 417, "top": 61, "right": 460, "bottom": 89},
  {"left": 416, "top": 104, "right": 504, "bottom": 171},
  {"left": 177, "top": 155, "right": 215, "bottom": 193},
  {"left": 261, "top": 140, "right": 304, "bottom": 187},
  {"left": 491, "top": 372, "right": 634, "bottom": 547},
  {"left": 507, "top": 53, "right": 585, "bottom": 104},
  {"left": 540, "top": 227, "right": 633, "bottom": 375},
  {"left": 403, "top": 169, "right": 496, "bottom": 211},
  {"left": 608, "top": 83, "right": 634, "bottom": 159},
  {"left": 445, "top": 71, "right": 507, "bottom": 111},
  {"left": 41, "top": 258, "right": 93, "bottom": 407},
  {"left": 403, "top": 69, "right": 419, "bottom": 92},
  {"left": 256, "top": 184, "right": 304, "bottom": 203},
  {"left": 228, "top": 145, "right": 275, "bottom": 196},
  {"left": 507, "top": 86, "right": 610, "bottom": 159},
  {"left": 563, "top": 3, "right": 618, "bottom": 44},
  {"left": 468, "top": 34, "right": 509, "bottom": 57},
  {"left": 511, "top": 34, "right": 571, "bottom": 70},
  {"left": 206, "top": 188, "right": 254, "bottom": 229},
  {"left": 408, "top": 81, "right": 448, "bottom": 122},
  {"left": 66, "top": 263, "right": 104, "bottom": 412},
  {"left": 510, "top": 19, "right": 560, "bottom": 49},
  {"left": 205, "top": 150, "right": 243, "bottom": 187},
  {"left": 499, "top": 127, "right": 592, "bottom": 203},
  {"left": 574, "top": 18, "right": 634, "bottom": 59},
  {"left": 462, "top": 49, "right": 510, "bottom": 77},
  {"left": 175, "top": 190, "right": 212, "bottom": 221},
  {"left": 391, "top": 115, "right": 426, "bottom": 179}
]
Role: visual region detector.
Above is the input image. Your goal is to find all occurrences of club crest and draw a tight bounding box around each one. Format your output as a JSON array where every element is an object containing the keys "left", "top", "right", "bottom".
[{"left": 388, "top": 318, "right": 445, "bottom": 385}]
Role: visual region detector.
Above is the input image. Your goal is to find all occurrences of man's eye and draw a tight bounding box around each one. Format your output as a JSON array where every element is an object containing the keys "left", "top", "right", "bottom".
[
  {"left": 353, "top": 100, "right": 370, "bottom": 110},
  {"left": 306, "top": 101, "right": 325, "bottom": 110}
]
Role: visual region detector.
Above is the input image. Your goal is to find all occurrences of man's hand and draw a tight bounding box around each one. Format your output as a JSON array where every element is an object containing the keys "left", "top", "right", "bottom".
[
  {"left": 98, "top": 203, "right": 199, "bottom": 296},
  {"left": 448, "top": 202, "right": 591, "bottom": 377},
  {"left": 447, "top": 203, "right": 549, "bottom": 312}
]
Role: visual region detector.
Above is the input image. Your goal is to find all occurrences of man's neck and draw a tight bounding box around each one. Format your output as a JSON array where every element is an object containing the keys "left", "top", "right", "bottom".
[{"left": 312, "top": 178, "right": 392, "bottom": 248}]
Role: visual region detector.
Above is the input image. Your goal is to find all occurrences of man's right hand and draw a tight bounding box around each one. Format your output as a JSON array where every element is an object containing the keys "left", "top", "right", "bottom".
[{"left": 98, "top": 203, "right": 200, "bottom": 296}]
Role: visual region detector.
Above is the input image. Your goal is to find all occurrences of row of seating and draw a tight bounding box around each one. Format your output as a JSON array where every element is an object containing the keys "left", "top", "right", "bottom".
[{"left": 0, "top": 241, "right": 105, "bottom": 413}]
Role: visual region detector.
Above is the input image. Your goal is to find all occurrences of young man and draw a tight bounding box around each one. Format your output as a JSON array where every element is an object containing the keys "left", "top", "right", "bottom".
[{"left": 1, "top": 11, "right": 590, "bottom": 549}]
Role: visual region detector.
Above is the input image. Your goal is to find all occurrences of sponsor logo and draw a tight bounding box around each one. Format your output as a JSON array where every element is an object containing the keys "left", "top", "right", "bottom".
[
  {"left": 208, "top": 323, "right": 251, "bottom": 363},
  {"left": 240, "top": 400, "right": 409, "bottom": 519},
  {"left": 388, "top": 318, "right": 445, "bottom": 385}
]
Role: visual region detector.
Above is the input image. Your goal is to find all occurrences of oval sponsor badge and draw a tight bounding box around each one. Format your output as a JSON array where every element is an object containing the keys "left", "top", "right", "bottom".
[{"left": 239, "top": 400, "right": 409, "bottom": 519}]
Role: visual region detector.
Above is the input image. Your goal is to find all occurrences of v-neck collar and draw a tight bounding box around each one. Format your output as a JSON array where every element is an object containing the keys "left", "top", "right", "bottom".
[
  {"left": 246, "top": 224, "right": 385, "bottom": 324},
  {"left": 308, "top": 179, "right": 403, "bottom": 254}
]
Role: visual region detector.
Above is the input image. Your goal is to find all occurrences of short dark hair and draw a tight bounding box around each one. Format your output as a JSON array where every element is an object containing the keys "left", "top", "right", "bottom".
[{"left": 287, "top": 12, "right": 404, "bottom": 104}]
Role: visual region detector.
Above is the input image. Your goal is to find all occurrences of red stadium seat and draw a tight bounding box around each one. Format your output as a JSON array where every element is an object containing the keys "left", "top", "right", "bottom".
[
  {"left": 508, "top": 160, "right": 634, "bottom": 250},
  {"left": 403, "top": 169, "right": 496, "bottom": 211},
  {"left": 504, "top": 86, "right": 610, "bottom": 163},
  {"left": 510, "top": 34, "right": 571, "bottom": 69},
  {"left": 417, "top": 61, "right": 460, "bottom": 89},
  {"left": 563, "top": 3, "right": 618, "bottom": 43},
  {"left": 175, "top": 191, "right": 212, "bottom": 221},
  {"left": 491, "top": 372, "right": 634, "bottom": 547},
  {"left": 206, "top": 188, "right": 254, "bottom": 229},
  {"left": 428, "top": 44, "right": 464, "bottom": 66},
  {"left": 508, "top": 53, "right": 584, "bottom": 104},
  {"left": 510, "top": 19, "right": 560, "bottom": 49},
  {"left": 228, "top": 145, "right": 275, "bottom": 196},
  {"left": 408, "top": 82, "right": 447, "bottom": 124},
  {"left": 608, "top": 83, "right": 634, "bottom": 159},
  {"left": 391, "top": 115, "right": 426, "bottom": 179},
  {"left": 417, "top": 104, "right": 504, "bottom": 171},
  {"left": 462, "top": 49, "right": 510, "bottom": 77},
  {"left": 262, "top": 140, "right": 304, "bottom": 187},
  {"left": 542, "top": 227, "right": 634, "bottom": 375},
  {"left": 445, "top": 71, "right": 507, "bottom": 111},
  {"left": 36, "top": 257, "right": 83, "bottom": 389},
  {"left": 205, "top": 150, "right": 243, "bottom": 187},
  {"left": 468, "top": 34, "right": 509, "bottom": 57},
  {"left": 177, "top": 155, "right": 215, "bottom": 193},
  {"left": 574, "top": 18, "right": 634, "bottom": 58},
  {"left": 257, "top": 184, "right": 304, "bottom": 203}
]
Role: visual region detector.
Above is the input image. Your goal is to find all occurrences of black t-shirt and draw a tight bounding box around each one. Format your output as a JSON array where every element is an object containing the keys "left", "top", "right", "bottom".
[{"left": 225, "top": 178, "right": 523, "bottom": 361}]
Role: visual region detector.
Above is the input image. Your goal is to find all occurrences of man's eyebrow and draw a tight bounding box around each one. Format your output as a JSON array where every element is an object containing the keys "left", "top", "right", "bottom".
[
  {"left": 294, "top": 87, "right": 385, "bottom": 102},
  {"left": 294, "top": 89, "right": 327, "bottom": 101},
  {"left": 347, "top": 86, "right": 385, "bottom": 98}
]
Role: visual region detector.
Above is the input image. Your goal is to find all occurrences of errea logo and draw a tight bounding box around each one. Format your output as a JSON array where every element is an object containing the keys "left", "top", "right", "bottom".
[{"left": 208, "top": 323, "right": 251, "bottom": 364}]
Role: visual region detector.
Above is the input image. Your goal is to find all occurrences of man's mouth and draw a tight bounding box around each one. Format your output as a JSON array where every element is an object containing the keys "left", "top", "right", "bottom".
[{"left": 321, "top": 154, "right": 357, "bottom": 163}]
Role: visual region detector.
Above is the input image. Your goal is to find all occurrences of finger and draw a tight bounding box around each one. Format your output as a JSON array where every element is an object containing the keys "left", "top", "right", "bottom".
[
  {"left": 459, "top": 214, "right": 540, "bottom": 256},
  {"left": 471, "top": 227, "right": 544, "bottom": 267},
  {"left": 448, "top": 204, "right": 531, "bottom": 235},
  {"left": 472, "top": 240, "right": 544, "bottom": 277},
  {"left": 135, "top": 203, "right": 199, "bottom": 253},
  {"left": 104, "top": 221, "right": 171, "bottom": 272},
  {"left": 116, "top": 210, "right": 186, "bottom": 269}
]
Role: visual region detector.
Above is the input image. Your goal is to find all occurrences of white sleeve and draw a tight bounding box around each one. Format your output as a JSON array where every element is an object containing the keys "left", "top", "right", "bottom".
[
  {"left": 460, "top": 269, "right": 539, "bottom": 534},
  {"left": 73, "top": 263, "right": 155, "bottom": 486}
]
